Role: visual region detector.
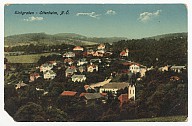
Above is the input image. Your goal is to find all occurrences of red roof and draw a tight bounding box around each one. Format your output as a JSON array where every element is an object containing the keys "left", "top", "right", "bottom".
[
  {"left": 64, "top": 58, "right": 73, "bottom": 62},
  {"left": 100, "top": 93, "right": 107, "bottom": 96},
  {"left": 122, "top": 62, "right": 140, "bottom": 66},
  {"left": 170, "top": 76, "right": 180, "bottom": 80},
  {"left": 70, "top": 66, "right": 76, "bottom": 69},
  {"left": 121, "top": 69, "right": 130, "bottom": 73},
  {"left": 79, "top": 92, "right": 88, "bottom": 97},
  {"left": 73, "top": 46, "right": 83, "bottom": 50},
  {"left": 84, "top": 85, "right": 90, "bottom": 90},
  {"left": 30, "top": 73, "right": 40, "bottom": 77},
  {"left": 118, "top": 94, "right": 128, "bottom": 103},
  {"left": 49, "top": 61, "right": 56, "bottom": 64},
  {"left": 120, "top": 51, "right": 126, "bottom": 56},
  {"left": 60, "top": 91, "right": 77, "bottom": 96}
]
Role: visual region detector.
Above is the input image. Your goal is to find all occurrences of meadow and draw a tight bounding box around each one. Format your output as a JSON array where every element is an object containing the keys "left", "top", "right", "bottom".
[{"left": 5, "top": 53, "right": 60, "bottom": 63}]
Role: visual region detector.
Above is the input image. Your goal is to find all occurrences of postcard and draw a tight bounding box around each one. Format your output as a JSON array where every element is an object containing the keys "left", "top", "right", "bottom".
[{"left": 3, "top": 3, "right": 189, "bottom": 125}]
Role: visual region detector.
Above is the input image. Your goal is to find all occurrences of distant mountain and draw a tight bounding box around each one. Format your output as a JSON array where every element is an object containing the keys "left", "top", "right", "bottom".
[
  {"left": 5, "top": 32, "right": 187, "bottom": 47},
  {"left": 4, "top": 33, "right": 127, "bottom": 47},
  {"left": 54, "top": 33, "right": 87, "bottom": 39},
  {"left": 145, "top": 32, "right": 187, "bottom": 40}
]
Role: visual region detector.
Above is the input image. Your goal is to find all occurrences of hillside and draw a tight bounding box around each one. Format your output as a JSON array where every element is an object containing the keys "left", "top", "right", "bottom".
[
  {"left": 145, "top": 32, "right": 187, "bottom": 40},
  {"left": 4, "top": 33, "right": 126, "bottom": 47},
  {"left": 113, "top": 32, "right": 187, "bottom": 67}
]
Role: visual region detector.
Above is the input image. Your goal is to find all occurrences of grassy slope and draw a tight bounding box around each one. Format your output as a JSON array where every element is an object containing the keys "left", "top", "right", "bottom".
[
  {"left": 5, "top": 53, "right": 60, "bottom": 63},
  {"left": 121, "top": 115, "right": 187, "bottom": 122}
]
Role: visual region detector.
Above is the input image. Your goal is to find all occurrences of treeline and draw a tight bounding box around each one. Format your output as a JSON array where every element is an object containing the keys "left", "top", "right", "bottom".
[
  {"left": 5, "top": 44, "right": 75, "bottom": 54},
  {"left": 113, "top": 37, "right": 187, "bottom": 67}
]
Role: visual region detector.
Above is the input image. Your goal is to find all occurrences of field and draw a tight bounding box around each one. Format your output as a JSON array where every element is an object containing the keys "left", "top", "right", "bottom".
[
  {"left": 5, "top": 53, "right": 60, "bottom": 63},
  {"left": 121, "top": 115, "right": 188, "bottom": 122}
]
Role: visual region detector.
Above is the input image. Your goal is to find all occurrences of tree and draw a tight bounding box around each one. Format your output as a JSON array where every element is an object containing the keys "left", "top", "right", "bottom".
[
  {"left": 14, "top": 102, "right": 46, "bottom": 121},
  {"left": 4, "top": 97, "right": 19, "bottom": 117},
  {"left": 45, "top": 107, "right": 67, "bottom": 121},
  {"left": 98, "top": 108, "right": 120, "bottom": 122},
  {"left": 4, "top": 84, "right": 17, "bottom": 100}
]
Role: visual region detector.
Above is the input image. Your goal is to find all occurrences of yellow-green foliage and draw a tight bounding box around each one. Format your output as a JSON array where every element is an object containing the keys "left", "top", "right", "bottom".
[
  {"left": 6, "top": 53, "right": 58, "bottom": 63},
  {"left": 122, "top": 115, "right": 187, "bottom": 122}
]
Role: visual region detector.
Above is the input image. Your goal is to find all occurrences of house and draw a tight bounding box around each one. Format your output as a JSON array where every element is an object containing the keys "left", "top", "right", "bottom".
[
  {"left": 65, "top": 67, "right": 77, "bottom": 77},
  {"left": 120, "top": 48, "right": 129, "bottom": 57},
  {"left": 60, "top": 91, "right": 77, "bottom": 96},
  {"left": 73, "top": 46, "right": 84, "bottom": 51},
  {"left": 77, "top": 58, "right": 88, "bottom": 66},
  {"left": 121, "top": 61, "right": 140, "bottom": 73},
  {"left": 80, "top": 93, "right": 105, "bottom": 104},
  {"left": 43, "top": 70, "right": 56, "bottom": 80},
  {"left": 105, "top": 52, "right": 113, "bottom": 56},
  {"left": 92, "top": 51, "right": 104, "bottom": 57},
  {"left": 96, "top": 49, "right": 105, "bottom": 54},
  {"left": 87, "top": 63, "right": 98, "bottom": 72},
  {"left": 84, "top": 85, "right": 91, "bottom": 91},
  {"left": 49, "top": 61, "right": 57, "bottom": 66},
  {"left": 90, "top": 58, "right": 101, "bottom": 63},
  {"left": 87, "top": 49, "right": 94, "bottom": 55},
  {"left": 158, "top": 65, "right": 170, "bottom": 72},
  {"left": 147, "top": 66, "right": 154, "bottom": 71},
  {"left": 89, "top": 78, "right": 112, "bottom": 89},
  {"left": 29, "top": 73, "right": 40, "bottom": 82},
  {"left": 97, "top": 44, "right": 105, "bottom": 50},
  {"left": 129, "top": 63, "right": 140, "bottom": 73},
  {"left": 63, "top": 52, "right": 75, "bottom": 58},
  {"left": 78, "top": 66, "right": 85, "bottom": 73},
  {"left": 71, "top": 75, "right": 86, "bottom": 82},
  {"left": 15, "top": 81, "right": 28, "bottom": 90},
  {"left": 79, "top": 92, "right": 88, "bottom": 97},
  {"left": 64, "top": 58, "right": 74, "bottom": 66},
  {"left": 140, "top": 66, "right": 147, "bottom": 77},
  {"left": 40, "top": 63, "right": 53, "bottom": 73},
  {"left": 170, "top": 76, "right": 180, "bottom": 81},
  {"left": 170, "top": 66, "right": 186, "bottom": 73},
  {"left": 99, "top": 82, "right": 128, "bottom": 94}
]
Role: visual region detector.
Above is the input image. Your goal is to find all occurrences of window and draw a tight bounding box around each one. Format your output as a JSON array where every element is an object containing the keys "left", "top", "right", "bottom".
[
  {"left": 133, "top": 90, "right": 134, "bottom": 94},
  {"left": 130, "top": 90, "right": 131, "bottom": 94}
]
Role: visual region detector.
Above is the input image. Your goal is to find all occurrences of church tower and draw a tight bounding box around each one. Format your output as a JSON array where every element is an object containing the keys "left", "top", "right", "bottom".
[{"left": 128, "top": 84, "right": 135, "bottom": 101}]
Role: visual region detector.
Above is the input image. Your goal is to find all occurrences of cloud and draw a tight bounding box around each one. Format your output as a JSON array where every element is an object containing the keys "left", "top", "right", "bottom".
[
  {"left": 105, "top": 10, "right": 116, "bottom": 15},
  {"left": 24, "top": 16, "right": 44, "bottom": 22},
  {"left": 76, "top": 12, "right": 101, "bottom": 19},
  {"left": 138, "top": 10, "right": 162, "bottom": 22}
]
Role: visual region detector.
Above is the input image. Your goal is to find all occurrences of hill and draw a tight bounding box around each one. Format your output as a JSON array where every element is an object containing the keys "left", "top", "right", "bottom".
[
  {"left": 113, "top": 32, "right": 187, "bottom": 67},
  {"left": 4, "top": 33, "right": 126, "bottom": 47},
  {"left": 145, "top": 32, "right": 187, "bottom": 40}
]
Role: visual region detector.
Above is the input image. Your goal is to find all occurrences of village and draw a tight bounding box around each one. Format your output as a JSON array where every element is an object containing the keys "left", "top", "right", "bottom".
[{"left": 4, "top": 43, "right": 187, "bottom": 109}]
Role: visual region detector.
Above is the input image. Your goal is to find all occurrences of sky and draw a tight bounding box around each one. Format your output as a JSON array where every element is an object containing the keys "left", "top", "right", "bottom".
[{"left": 4, "top": 4, "right": 187, "bottom": 39}]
